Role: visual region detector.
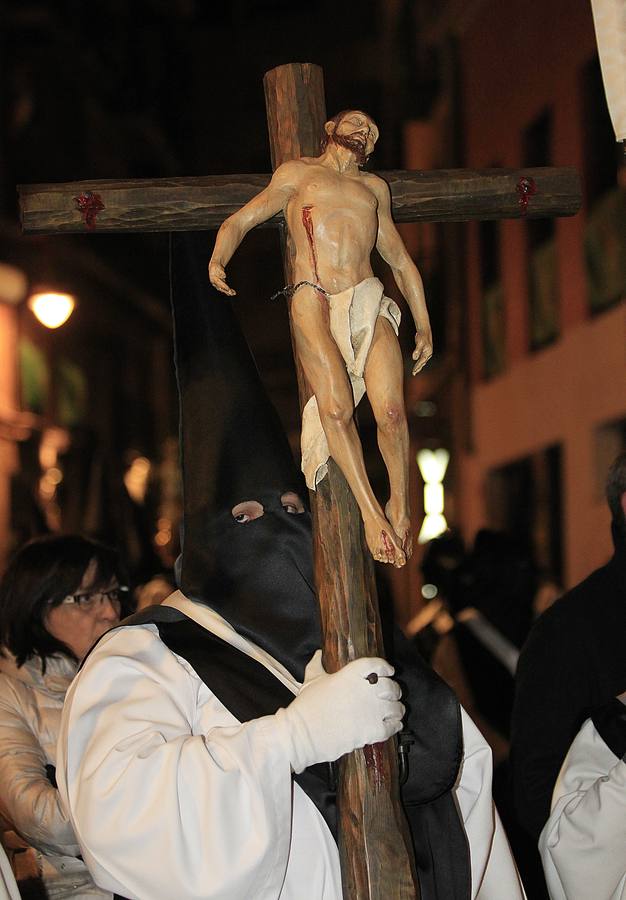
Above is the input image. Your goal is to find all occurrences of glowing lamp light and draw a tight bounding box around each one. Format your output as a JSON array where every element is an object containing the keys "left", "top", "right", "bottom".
[
  {"left": 424, "top": 483, "right": 444, "bottom": 515},
  {"left": 124, "top": 456, "right": 151, "bottom": 504},
  {"left": 418, "top": 513, "right": 448, "bottom": 543},
  {"left": 417, "top": 448, "right": 449, "bottom": 484},
  {"left": 417, "top": 448, "right": 450, "bottom": 544},
  {"left": 28, "top": 292, "right": 75, "bottom": 329}
]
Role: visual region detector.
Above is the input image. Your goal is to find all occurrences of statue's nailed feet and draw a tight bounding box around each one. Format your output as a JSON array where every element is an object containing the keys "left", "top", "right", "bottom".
[
  {"left": 385, "top": 501, "right": 413, "bottom": 562},
  {"left": 365, "top": 513, "right": 407, "bottom": 568}
]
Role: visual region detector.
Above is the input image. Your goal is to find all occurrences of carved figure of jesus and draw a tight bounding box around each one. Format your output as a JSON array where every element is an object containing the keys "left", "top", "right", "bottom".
[{"left": 209, "top": 110, "right": 432, "bottom": 567}]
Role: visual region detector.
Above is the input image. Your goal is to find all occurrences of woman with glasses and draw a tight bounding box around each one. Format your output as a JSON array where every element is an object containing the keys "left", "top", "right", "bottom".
[{"left": 0, "top": 535, "right": 131, "bottom": 899}]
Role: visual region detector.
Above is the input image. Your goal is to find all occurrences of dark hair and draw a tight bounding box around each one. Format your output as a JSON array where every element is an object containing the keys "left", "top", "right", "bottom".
[
  {"left": 606, "top": 452, "right": 626, "bottom": 541},
  {"left": 0, "top": 535, "right": 131, "bottom": 668}
]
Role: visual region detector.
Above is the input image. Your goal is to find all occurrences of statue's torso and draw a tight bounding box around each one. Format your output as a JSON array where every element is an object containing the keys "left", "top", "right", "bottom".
[{"left": 284, "top": 163, "right": 379, "bottom": 293}]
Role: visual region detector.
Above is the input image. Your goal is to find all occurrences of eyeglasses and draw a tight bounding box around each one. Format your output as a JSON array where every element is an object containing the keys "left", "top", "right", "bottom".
[{"left": 57, "top": 586, "right": 129, "bottom": 610}]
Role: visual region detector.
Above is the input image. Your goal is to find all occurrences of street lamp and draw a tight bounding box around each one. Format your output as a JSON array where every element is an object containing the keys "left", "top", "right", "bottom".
[
  {"left": 27, "top": 291, "right": 75, "bottom": 329},
  {"left": 23, "top": 285, "right": 76, "bottom": 530},
  {"left": 417, "top": 448, "right": 450, "bottom": 544}
]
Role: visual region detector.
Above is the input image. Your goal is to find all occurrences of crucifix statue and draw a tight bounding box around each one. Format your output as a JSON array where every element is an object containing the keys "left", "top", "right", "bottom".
[
  {"left": 18, "top": 61, "right": 581, "bottom": 900},
  {"left": 209, "top": 108, "right": 431, "bottom": 567}
]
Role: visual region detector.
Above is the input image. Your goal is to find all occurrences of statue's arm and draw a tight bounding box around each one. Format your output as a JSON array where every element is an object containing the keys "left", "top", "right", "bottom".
[
  {"left": 371, "top": 176, "right": 433, "bottom": 375},
  {"left": 209, "top": 163, "right": 300, "bottom": 296}
]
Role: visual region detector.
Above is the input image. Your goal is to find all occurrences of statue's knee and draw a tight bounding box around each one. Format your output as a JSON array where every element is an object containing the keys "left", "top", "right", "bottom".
[
  {"left": 323, "top": 404, "right": 353, "bottom": 430},
  {"left": 379, "top": 403, "right": 405, "bottom": 433}
]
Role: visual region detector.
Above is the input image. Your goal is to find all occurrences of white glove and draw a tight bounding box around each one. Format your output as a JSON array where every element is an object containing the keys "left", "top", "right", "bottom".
[{"left": 275, "top": 650, "right": 404, "bottom": 774}]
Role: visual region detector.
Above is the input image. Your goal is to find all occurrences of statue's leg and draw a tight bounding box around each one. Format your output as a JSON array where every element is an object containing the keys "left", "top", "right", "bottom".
[
  {"left": 291, "top": 288, "right": 406, "bottom": 567},
  {"left": 363, "top": 317, "right": 413, "bottom": 559}
]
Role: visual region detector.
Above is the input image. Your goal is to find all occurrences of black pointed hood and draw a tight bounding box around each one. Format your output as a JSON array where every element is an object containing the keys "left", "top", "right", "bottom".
[{"left": 170, "top": 231, "right": 320, "bottom": 679}]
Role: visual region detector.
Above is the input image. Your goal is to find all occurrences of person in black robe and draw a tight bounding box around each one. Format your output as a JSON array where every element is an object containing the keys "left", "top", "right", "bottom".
[{"left": 511, "top": 452, "right": 626, "bottom": 845}]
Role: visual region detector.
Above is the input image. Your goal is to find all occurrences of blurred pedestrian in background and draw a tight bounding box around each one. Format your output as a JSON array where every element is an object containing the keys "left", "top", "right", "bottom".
[
  {"left": 413, "top": 529, "right": 541, "bottom": 896},
  {"left": 430, "top": 530, "right": 537, "bottom": 767},
  {"left": 0, "top": 535, "right": 131, "bottom": 899},
  {"left": 510, "top": 452, "right": 626, "bottom": 899},
  {"left": 511, "top": 452, "right": 626, "bottom": 842},
  {"left": 406, "top": 531, "right": 465, "bottom": 663}
]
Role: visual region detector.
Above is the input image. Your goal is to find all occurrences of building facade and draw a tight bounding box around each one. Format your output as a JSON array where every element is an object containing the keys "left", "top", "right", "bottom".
[{"left": 457, "top": 0, "right": 625, "bottom": 587}]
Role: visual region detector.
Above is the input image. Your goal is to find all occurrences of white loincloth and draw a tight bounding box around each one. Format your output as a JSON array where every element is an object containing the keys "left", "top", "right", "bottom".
[{"left": 301, "top": 276, "right": 401, "bottom": 489}]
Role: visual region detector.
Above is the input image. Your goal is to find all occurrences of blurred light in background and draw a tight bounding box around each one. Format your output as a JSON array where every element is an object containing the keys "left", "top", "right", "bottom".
[
  {"left": 414, "top": 400, "right": 437, "bottom": 418},
  {"left": 28, "top": 291, "right": 75, "bottom": 328},
  {"left": 37, "top": 428, "right": 70, "bottom": 531},
  {"left": 417, "top": 448, "right": 450, "bottom": 544},
  {"left": 155, "top": 516, "right": 172, "bottom": 547},
  {"left": 155, "top": 532, "right": 170, "bottom": 547},
  {"left": 0, "top": 262, "right": 28, "bottom": 305},
  {"left": 124, "top": 455, "right": 151, "bottom": 504}
]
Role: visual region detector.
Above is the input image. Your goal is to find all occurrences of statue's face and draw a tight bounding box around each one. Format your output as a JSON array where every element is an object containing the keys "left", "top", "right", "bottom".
[{"left": 332, "top": 110, "right": 379, "bottom": 163}]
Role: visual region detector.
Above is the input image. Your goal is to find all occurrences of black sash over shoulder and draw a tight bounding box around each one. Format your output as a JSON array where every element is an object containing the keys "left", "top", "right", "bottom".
[{"left": 119, "top": 604, "right": 337, "bottom": 838}]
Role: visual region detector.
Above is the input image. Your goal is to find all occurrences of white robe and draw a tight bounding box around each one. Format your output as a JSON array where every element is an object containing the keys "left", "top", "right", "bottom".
[
  {"left": 539, "top": 717, "right": 626, "bottom": 900},
  {"left": 56, "top": 591, "right": 524, "bottom": 900}
]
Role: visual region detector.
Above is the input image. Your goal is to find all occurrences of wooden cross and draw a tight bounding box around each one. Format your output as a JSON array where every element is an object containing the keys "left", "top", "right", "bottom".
[{"left": 18, "top": 62, "right": 581, "bottom": 900}]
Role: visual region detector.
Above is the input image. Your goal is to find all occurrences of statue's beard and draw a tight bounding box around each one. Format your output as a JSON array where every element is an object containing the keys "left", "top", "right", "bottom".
[{"left": 332, "top": 132, "right": 368, "bottom": 166}]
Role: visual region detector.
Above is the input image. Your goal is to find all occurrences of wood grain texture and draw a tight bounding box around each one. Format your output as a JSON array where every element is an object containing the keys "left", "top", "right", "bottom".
[
  {"left": 264, "top": 63, "right": 419, "bottom": 900},
  {"left": 18, "top": 167, "right": 581, "bottom": 234},
  {"left": 313, "top": 467, "right": 418, "bottom": 899},
  {"left": 18, "top": 175, "right": 275, "bottom": 234},
  {"left": 384, "top": 166, "right": 581, "bottom": 222},
  {"left": 264, "top": 63, "right": 327, "bottom": 168}
]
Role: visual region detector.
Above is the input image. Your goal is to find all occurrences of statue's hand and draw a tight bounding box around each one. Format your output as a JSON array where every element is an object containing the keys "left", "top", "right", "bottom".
[
  {"left": 411, "top": 328, "right": 433, "bottom": 375},
  {"left": 208, "top": 261, "right": 236, "bottom": 297}
]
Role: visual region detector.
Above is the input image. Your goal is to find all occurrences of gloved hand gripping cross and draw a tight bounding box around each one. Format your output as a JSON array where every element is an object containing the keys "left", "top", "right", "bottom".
[{"left": 275, "top": 651, "right": 405, "bottom": 774}]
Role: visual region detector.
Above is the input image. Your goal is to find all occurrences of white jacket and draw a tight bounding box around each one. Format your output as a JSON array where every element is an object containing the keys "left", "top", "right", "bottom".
[{"left": 0, "top": 650, "right": 111, "bottom": 899}]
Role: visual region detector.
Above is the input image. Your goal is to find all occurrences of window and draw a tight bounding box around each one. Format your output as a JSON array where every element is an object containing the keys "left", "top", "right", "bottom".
[
  {"left": 479, "top": 219, "right": 505, "bottom": 379},
  {"left": 523, "top": 108, "right": 559, "bottom": 350},
  {"left": 580, "top": 56, "right": 619, "bottom": 211},
  {"left": 581, "top": 56, "right": 625, "bottom": 314},
  {"left": 486, "top": 444, "right": 563, "bottom": 582}
]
